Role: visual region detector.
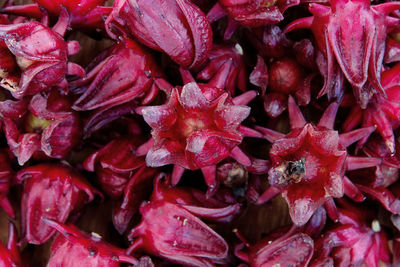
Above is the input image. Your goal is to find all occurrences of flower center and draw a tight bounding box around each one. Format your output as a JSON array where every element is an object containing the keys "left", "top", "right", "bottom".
[
  {"left": 181, "top": 117, "right": 207, "bottom": 138},
  {"left": 270, "top": 158, "right": 306, "bottom": 186},
  {"left": 25, "top": 113, "right": 52, "bottom": 134},
  {"left": 175, "top": 110, "right": 215, "bottom": 139}
]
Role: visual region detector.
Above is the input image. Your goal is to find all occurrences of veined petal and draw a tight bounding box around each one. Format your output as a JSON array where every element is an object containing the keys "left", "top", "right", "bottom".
[{"left": 327, "top": 3, "right": 374, "bottom": 88}]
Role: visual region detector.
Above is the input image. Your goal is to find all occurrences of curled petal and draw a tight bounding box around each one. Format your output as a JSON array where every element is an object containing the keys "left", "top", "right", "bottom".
[{"left": 128, "top": 201, "right": 228, "bottom": 263}]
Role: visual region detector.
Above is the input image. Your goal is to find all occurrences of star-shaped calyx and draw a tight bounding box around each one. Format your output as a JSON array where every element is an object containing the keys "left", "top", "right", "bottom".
[
  {"left": 137, "top": 65, "right": 260, "bottom": 194},
  {"left": 256, "top": 97, "right": 381, "bottom": 225}
]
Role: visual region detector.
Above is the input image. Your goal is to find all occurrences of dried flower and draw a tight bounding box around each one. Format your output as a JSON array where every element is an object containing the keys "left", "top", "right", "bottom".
[
  {"left": 286, "top": 0, "right": 400, "bottom": 108},
  {"left": 3, "top": 91, "right": 82, "bottom": 165},
  {"left": 44, "top": 219, "right": 138, "bottom": 266},
  {"left": 0, "top": 9, "right": 84, "bottom": 98},
  {"left": 139, "top": 69, "right": 259, "bottom": 192},
  {"left": 235, "top": 231, "right": 314, "bottom": 266},
  {"left": 105, "top": 0, "right": 212, "bottom": 69},
  {"left": 128, "top": 201, "right": 228, "bottom": 267},
  {"left": 72, "top": 38, "right": 165, "bottom": 111},
  {"left": 1, "top": 0, "right": 112, "bottom": 29},
  {"left": 257, "top": 97, "right": 381, "bottom": 225},
  {"left": 84, "top": 137, "right": 146, "bottom": 198},
  {"left": 17, "top": 163, "right": 101, "bottom": 244}
]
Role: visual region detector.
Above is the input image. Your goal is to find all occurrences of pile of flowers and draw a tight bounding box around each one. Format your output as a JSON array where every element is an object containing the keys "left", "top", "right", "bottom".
[{"left": 0, "top": 0, "right": 399, "bottom": 265}]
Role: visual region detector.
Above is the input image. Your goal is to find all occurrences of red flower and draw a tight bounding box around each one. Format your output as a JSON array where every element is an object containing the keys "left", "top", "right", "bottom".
[
  {"left": 128, "top": 201, "right": 229, "bottom": 267},
  {"left": 286, "top": 0, "right": 400, "bottom": 108},
  {"left": 84, "top": 137, "right": 146, "bottom": 198},
  {"left": 0, "top": 9, "right": 84, "bottom": 98},
  {"left": 150, "top": 174, "right": 242, "bottom": 223},
  {"left": 196, "top": 44, "right": 247, "bottom": 95},
  {"left": 1, "top": 0, "right": 111, "bottom": 30},
  {"left": 44, "top": 219, "right": 138, "bottom": 267},
  {"left": 313, "top": 201, "right": 390, "bottom": 267},
  {"left": 218, "top": 0, "right": 299, "bottom": 27},
  {"left": 105, "top": 0, "right": 212, "bottom": 69},
  {"left": 72, "top": 38, "right": 165, "bottom": 111},
  {"left": 235, "top": 231, "right": 314, "bottom": 266},
  {"left": 257, "top": 97, "right": 381, "bottom": 225},
  {"left": 143, "top": 82, "right": 250, "bottom": 169},
  {"left": 139, "top": 69, "right": 259, "bottom": 192},
  {"left": 206, "top": 0, "right": 299, "bottom": 39},
  {"left": 112, "top": 166, "right": 156, "bottom": 234},
  {"left": 251, "top": 54, "right": 316, "bottom": 118},
  {"left": 343, "top": 63, "right": 400, "bottom": 153},
  {"left": 17, "top": 163, "right": 101, "bottom": 244},
  {"left": 2, "top": 91, "right": 82, "bottom": 165}
]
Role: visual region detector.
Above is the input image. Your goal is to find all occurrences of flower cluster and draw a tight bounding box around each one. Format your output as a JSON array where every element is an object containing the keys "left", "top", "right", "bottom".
[{"left": 0, "top": 0, "right": 399, "bottom": 266}]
